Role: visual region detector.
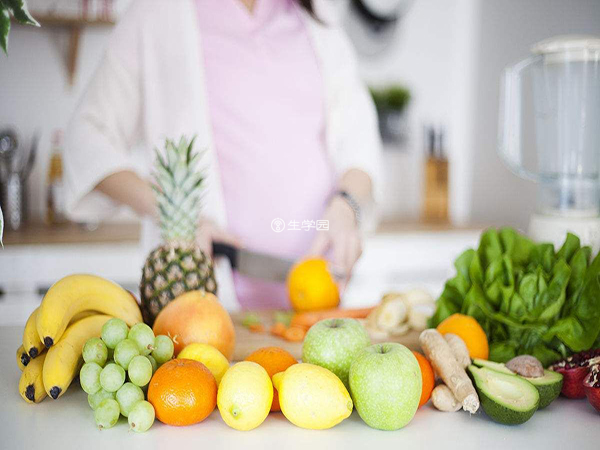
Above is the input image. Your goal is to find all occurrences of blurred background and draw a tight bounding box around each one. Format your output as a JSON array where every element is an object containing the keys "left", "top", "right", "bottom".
[{"left": 1, "top": 0, "right": 599, "bottom": 322}]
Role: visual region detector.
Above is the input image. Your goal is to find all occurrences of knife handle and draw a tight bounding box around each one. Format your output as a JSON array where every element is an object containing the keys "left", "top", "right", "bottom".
[{"left": 212, "top": 242, "right": 239, "bottom": 270}]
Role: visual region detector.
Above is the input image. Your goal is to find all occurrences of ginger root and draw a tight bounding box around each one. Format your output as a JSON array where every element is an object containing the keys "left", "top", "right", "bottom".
[
  {"left": 419, "top": 329, "right": 480, "bottom": 413},
  {"left": 431, "top": 385, "right": 461, "bottom": 412},
  {"left": 444, "top": 333, "right": 471, "bottom": 369}
]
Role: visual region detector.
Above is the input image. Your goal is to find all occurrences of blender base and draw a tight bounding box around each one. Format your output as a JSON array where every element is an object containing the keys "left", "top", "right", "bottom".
[{"left": 529, "top": 213, "right": 600, "bottom": 254}]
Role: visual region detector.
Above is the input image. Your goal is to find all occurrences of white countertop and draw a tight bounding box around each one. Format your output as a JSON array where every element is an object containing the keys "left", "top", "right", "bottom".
[{"left": 2, "top": 324, "right": 600, "bottom": 450}]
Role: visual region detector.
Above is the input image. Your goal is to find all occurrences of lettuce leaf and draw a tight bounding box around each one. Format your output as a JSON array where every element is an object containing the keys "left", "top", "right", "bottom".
[{"left": 429, "top": 228, "right": 600, "bottom": 366}]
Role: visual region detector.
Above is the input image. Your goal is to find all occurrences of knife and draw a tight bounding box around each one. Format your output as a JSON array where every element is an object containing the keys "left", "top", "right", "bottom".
[{"left": 212, "top": 242, "right": 344, "bottom": 283}]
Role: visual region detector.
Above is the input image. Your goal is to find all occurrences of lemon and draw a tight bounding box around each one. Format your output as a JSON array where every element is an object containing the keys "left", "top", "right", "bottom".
[
  {"left": 273, "top": 363, "right": 353, "bottom": 430},
  {"left": 217, "top": 361, "right": 273, "bottom": 431},
  {"left": 178, "top": 343, "right": 230, "bottom": 385}
]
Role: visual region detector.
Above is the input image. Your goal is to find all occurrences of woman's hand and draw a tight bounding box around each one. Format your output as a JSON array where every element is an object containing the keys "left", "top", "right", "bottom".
[
  {"left": 308, "top": 195, "right": 362, "bottom": 285},
  {"left": 196, "top": 219, "right": 243, "bottom": 256}
]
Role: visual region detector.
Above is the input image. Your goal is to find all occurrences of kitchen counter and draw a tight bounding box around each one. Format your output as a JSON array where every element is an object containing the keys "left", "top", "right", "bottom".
[{"left": 2, "top": 322, "right": 599, "bottom": 450}]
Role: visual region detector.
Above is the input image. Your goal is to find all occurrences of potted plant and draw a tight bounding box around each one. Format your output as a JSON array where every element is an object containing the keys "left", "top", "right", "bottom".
[
  {"left": 0, "top": 1, "right": 38, "bottom": 244},
  {"left": 370, "top": 85, "right": 411, "bottom": 144}
]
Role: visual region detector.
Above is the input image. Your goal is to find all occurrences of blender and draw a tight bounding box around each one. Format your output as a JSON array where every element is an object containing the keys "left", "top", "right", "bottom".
[{"left": 499, "top": 35, "right": 600, "bottom": 251}]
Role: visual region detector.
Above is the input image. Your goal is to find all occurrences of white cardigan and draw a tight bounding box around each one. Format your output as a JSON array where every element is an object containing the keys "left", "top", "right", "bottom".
[{"left": 64, "top": 0, "right": 382, "bottom": 309}]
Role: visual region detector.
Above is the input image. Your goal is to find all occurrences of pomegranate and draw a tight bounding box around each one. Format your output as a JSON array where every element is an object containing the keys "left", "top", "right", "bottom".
[
  {"left": 584, "top": 365, "right": 600, "bottom": 413},
  {"left": 550, "top": 349, "right": 600, "bottom": 399}
]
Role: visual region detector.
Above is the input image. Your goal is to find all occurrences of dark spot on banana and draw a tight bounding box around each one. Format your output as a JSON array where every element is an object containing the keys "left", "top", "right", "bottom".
[
  {"left": 43, "top": 337, "right": 54, "bottom": 348},
  {"left": 25, "top": 385, "right": 35, "bottom": 402},
  {"left": 49, "top": 386, "right": 61, "bottom": 399},
  {"left": 21, "top": 352, "right": 30, "bottom": 367},
  {"left": 29, "top": 347, "right": 38, "bottom": 358}
]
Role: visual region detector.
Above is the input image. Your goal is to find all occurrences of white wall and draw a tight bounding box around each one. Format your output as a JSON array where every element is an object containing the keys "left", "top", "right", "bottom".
[
  {"left": 468, "top": 0, "right": 600, "bottom": 230},
  {"left": 351, "top": 0, "right": 479, "bottom": 224}
]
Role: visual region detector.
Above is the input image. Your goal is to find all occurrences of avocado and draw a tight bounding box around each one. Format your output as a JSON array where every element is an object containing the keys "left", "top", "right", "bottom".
[
  {"left": 524, "top": 370, "right": 563, "bottom": 409},
  {"left": 473, "top": 359, "right": 563, "bottom": 409},
  {"left": 472, "top": 358, "right": 515, "bottom": 375},
  {"left": 468, "top": 365, "right": 539, "bottom": 425}
]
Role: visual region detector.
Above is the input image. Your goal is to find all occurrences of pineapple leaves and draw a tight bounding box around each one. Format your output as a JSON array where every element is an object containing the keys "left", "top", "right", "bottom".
[
  {"left": 186, "top": 135, "right": 197, "bottom": 165},
  {"left": 152, "top": 136, "right": 206, "bottom": 242}
]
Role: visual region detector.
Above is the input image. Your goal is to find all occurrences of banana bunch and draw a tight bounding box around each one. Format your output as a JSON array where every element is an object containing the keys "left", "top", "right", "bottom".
[
  {"left": 17, "top": 274, "right": 143, "bottom": 404},
  {"left": 364, "top": 289, "right": 436, "bottom": 339}
]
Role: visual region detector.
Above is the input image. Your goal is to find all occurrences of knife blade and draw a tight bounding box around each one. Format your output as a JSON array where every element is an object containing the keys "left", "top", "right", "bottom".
[
  {"left": 212, "top": 242, "right": 344, "bottom": 283},
  {"left": 212, "top": 242, "right": 294, "bottom": 283}
]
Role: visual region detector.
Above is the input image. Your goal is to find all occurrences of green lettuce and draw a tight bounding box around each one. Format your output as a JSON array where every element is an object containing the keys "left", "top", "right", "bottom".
[{"left": 429, "top": 228, "right": 600, "bottom": 366}]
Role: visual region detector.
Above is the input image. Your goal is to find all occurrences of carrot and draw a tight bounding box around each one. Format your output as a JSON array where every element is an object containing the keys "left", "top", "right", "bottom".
[
  {"left": 248, "top": 323, "right": 265, "bottom": 333},
  {"left": 270, "top": 322, "right": 287, "bottom": 337},
  {"left": 290, "top": 307, "right": 375, "bottom": 330},
  {"left": 283, "top": 326, "right": 306, "bottom": 342}
]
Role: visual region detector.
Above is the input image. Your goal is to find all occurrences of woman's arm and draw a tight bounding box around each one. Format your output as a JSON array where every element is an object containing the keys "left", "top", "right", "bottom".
[
  {"left": 95, "top": 171, "right": 242, "bottom": 254},
  {"left": 336, "top": 168, "right": 373, "bottom": 206},
  {"left": 309, "top": 168, "right": 373, "bottom": 282},
  {"left": 95, "top": 171, "right": 158, "bottom": 219}
]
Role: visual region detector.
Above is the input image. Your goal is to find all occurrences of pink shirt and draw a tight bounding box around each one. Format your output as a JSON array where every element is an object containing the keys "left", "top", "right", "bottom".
[{"left": 196, "top": 0, "right": 336, "bottom": 309}]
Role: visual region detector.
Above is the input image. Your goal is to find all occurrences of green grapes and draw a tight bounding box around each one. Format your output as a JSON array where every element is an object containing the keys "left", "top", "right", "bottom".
[
  {"left": 114, "top": 338, "right": 139, "bottom": 370},
  {"left": 88, "top": 389, "right": 115, "bottom": 410},
  {"left": 128, "top": 355, "right": 153, "bottom": 387},
  {"left": 128, "top": 323, "right": 155, "bottom": 356},
  {"left": 99, "top": 363, "right": 126, "bottom": 392},
  {"left": 82, "top": 337, "right": 108, "bottom": 366},
  {"left": 101, "top": 318, "right": 129, "bottom": 349},
  {"left": 80, "top": 362, "right": 103, "bottom": 395},
  {"left": 115, "top": 382, "right": 144, "bottom": 417},
  {"left": 94, "top": 398, "right": 120, "bottom": 429},
  {"left": 146, "top": 355, "right": 158, "bottom": 374},
  {"left": 152, "top": 335, "right": 174, "bottom": 364},
  {"left": 128, "top": 401, "right": 155, "bottom": 433}
]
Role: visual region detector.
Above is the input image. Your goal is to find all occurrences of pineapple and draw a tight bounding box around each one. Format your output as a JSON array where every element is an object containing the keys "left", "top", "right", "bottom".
[{"left": 140, "top": 137, "right": 217, "bottom": 325}]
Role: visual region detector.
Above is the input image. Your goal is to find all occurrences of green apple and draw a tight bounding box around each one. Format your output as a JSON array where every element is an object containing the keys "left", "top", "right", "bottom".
[
  {"left": 349, "top": 343, "right": 421, "bottom": 431},
  {"left": 302, "top": 318, "right": 370, "bottom": 388}
]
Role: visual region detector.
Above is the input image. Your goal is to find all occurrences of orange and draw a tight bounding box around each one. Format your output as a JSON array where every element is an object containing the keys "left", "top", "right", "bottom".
[
  {"left": 245, "top": 347, "right": 298, "bottom": 411},
  {"left": 287, "top": 258, "right": 339, "bottom": 312},
  {"left": 412, "top": 351, "right": 435, "bottom": 408},
  {"left": 147, "top": 359, "right": 217, "bottom": 426},
  {"left": 436, "top": 313, "right": 489, "bottom": 360},
  {"left": 153, "top": 291, "right": 236, "bottom": 360}
]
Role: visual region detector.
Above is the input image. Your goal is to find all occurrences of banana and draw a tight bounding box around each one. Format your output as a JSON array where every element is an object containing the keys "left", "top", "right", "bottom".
[
  {"left": 43, "top": 314, "right": 112, "bottom": 400},
  {"left": 19, "top": 352, "right": 47, "bottom": 403},
  {"left": 23, "top": 307, "right": 95, "bottom": 358},
  {"left": 36, "top": 274, "right": 142, "bottom": 348},
  {"left": 16, "top": 345, "right": 30, "bottom": 371},
  {"left": 23, "top": 307, "right": 45, "bottom": 359}
]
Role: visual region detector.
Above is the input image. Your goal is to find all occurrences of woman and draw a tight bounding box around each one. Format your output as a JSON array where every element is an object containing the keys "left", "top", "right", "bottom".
[{"left": 64, "top": 0, "right": 381, "bottom": 310}]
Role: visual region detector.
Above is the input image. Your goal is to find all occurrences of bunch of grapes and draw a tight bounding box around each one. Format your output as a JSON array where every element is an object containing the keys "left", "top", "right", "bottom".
[{"left": 79, "top": 318, "right": 175, "bottom": 432}]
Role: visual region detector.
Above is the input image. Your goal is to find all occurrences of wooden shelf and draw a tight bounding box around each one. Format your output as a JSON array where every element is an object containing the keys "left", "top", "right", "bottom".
[
  {"left": 13, "top": 14, "right": 116, "bottom": 86},
  {"left": 3, "top": 222, "right": 140, "bottom": 246},
  {"left": 34, "top": 16, "right": 115, "bottom": 27}
]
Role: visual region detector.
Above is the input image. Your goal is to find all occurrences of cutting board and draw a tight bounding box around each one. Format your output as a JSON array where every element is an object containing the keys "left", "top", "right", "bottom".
[{"left": 230, "top": 310, "right": 422, "bottom": 361}]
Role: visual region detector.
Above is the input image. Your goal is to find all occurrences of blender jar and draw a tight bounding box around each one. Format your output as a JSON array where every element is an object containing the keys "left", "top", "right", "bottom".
[
  {"left": 499, "top": 35, "right": 600, "bottom": 216},
  {"left": 498, "top": 35, "right": 600, "bottom": 247}
]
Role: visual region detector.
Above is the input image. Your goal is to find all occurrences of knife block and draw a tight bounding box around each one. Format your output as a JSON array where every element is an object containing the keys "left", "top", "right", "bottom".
[{"left": 423, "top": 157, "right": 449, "bottom": 223}]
